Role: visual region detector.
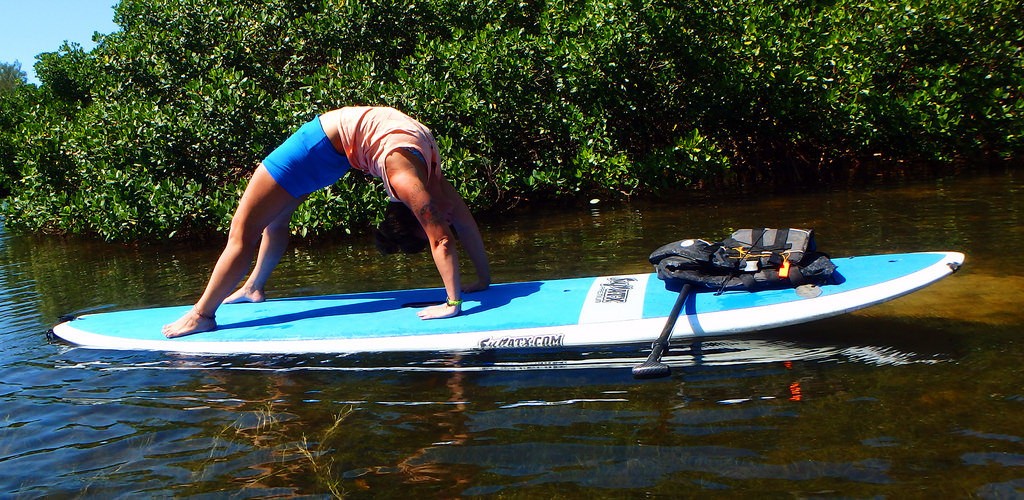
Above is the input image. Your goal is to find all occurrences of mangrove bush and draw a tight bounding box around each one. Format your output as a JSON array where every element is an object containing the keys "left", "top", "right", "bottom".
[{"left": 0, "top": 0, "right": 1021, "bottom": 241}]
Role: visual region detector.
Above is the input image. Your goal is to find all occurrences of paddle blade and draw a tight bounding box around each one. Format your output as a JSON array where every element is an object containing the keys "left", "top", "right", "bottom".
[
  {"left": 632, "top": 342, "right": 671, "bottom": 379},
  {"left": 632, "top": 359, "right": 671, "bottom": 379}
]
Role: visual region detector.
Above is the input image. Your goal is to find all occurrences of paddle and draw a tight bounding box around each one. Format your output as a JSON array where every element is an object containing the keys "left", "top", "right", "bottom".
[{"left": 632, "top": 283, "right": 693, "bottom": 379}]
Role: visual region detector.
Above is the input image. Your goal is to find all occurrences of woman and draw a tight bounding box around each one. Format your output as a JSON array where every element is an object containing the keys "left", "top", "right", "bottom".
[{"left": 162, "top": 106, "right": 491, "bottom": 338}]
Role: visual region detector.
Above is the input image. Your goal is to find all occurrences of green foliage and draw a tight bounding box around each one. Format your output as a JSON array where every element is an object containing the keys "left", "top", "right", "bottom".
[
  {"left": 703, "top": 0, "right": 1024, "bottom": 181},
  {"left": 0, "top": 61, "right": 31, "bottom": 198},
  {"left": 0, "top": 61, "right": 27, "bottom": 92},
  {"left": 35, "top": 44, "right": 100, "bottom": 107},
  {"left": 0, "top": 88, "right": 31, "bottom": 198},
  {"left": 0, "top": 0, "right": 1021, "bottom": 241}
]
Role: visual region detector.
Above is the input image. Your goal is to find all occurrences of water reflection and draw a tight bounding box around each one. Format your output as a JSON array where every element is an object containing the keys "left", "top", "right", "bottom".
[
  {"left": 37, "top": 317, "right": 962, "bottom": 495},
  {"left": 406, "top": 443, "right": 893, "bottom": 493},
  {"left": 51, "top": 324, "right": 953, "bottom": 375},
  {"left": 2, "top": 169, "right": 1024, "bottom": 496}
]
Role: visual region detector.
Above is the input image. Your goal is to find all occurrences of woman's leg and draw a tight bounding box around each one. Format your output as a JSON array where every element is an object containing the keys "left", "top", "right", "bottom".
[
  {"left": 162, "top": 165, "right": 299, "bottom": 338},
  {"left": 225, "top": 195, "right": 304, "bottom": 303}
]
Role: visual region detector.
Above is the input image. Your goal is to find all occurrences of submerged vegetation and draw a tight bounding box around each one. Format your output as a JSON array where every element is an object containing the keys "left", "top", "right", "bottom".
[{"left": 0, "top": 0, "right": 1021, "bottom": 241}]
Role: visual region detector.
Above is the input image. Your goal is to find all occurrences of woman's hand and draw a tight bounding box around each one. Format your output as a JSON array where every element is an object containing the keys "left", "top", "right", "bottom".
[{"left": 417, "top": 301, "right": 461, "bottom": 320}]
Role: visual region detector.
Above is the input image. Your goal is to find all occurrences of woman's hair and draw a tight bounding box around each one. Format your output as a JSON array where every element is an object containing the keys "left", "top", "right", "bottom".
[{"left": 373, "top": 201, "right": 428, "bottom": 255}]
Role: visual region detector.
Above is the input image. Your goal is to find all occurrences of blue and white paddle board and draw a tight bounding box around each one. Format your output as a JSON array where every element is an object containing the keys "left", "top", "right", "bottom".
[{"left": 50, "top": 252, "right": 964, "bottom": 354}]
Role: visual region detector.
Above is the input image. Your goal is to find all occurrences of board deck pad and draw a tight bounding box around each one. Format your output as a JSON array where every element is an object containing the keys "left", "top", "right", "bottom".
[{"left": 51, "top": 252, "right": 964, "bottom": 354}]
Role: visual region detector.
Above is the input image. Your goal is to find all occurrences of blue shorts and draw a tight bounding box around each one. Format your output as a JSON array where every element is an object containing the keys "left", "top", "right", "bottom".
[{"left": 262, "top": 116, "right": 351, "bottom": 198}]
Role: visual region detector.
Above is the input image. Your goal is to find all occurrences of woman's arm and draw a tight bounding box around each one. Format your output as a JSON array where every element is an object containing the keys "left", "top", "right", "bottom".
[
  {"left": 440, "top": 178, "right": 490, "bottom": 292},
  {"left": 385, "top": 150, "right": 462, "bottom": 319}
]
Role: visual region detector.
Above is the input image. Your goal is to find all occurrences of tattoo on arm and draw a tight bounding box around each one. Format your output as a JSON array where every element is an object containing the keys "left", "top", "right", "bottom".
[{"left": 417, "top": 202, "right": 446, "bottom": 228}]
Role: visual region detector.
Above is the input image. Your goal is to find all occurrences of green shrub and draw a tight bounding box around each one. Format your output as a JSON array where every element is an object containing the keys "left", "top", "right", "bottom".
[{"left": 0, "top": 0, "right": 1020, "bottom": 241}]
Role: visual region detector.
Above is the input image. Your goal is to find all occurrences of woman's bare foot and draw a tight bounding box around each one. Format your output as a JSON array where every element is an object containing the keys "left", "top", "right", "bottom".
[
  {"left": 162, "top": 307, "right": 217, "bottom": 338},
  {"left": 224, "top": 286, "right": 265, "bottom": 304}
]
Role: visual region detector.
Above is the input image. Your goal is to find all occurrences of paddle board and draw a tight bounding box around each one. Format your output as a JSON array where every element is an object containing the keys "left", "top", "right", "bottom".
[{"left": 50, "top": 252, "right": 964, "bottom": 354}]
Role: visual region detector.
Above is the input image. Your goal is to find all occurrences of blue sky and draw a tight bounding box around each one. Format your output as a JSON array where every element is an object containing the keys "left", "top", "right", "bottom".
[{"left": 1, "top": 0, "right": 120, "bottom": 84}]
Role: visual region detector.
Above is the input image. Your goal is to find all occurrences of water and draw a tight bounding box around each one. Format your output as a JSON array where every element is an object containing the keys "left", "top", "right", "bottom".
[{"left": 1, "top": 169, "right": 1023, "bottom": 497}]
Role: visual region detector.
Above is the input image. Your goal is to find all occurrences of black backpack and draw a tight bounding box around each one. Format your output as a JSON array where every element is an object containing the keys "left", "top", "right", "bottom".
[{"left": 649, "top": 228, "right": 837, "bottom": 292}]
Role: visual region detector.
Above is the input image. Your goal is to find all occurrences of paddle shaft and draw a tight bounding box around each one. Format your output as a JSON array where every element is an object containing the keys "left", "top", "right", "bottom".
[{"left": 632, "top": 283, "right": 693, "bottom": 379}]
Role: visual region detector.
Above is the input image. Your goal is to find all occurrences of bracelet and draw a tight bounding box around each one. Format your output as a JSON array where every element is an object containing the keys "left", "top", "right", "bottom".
[{"left": 446, "top": 297, "right": 463, "bottom": 307}]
